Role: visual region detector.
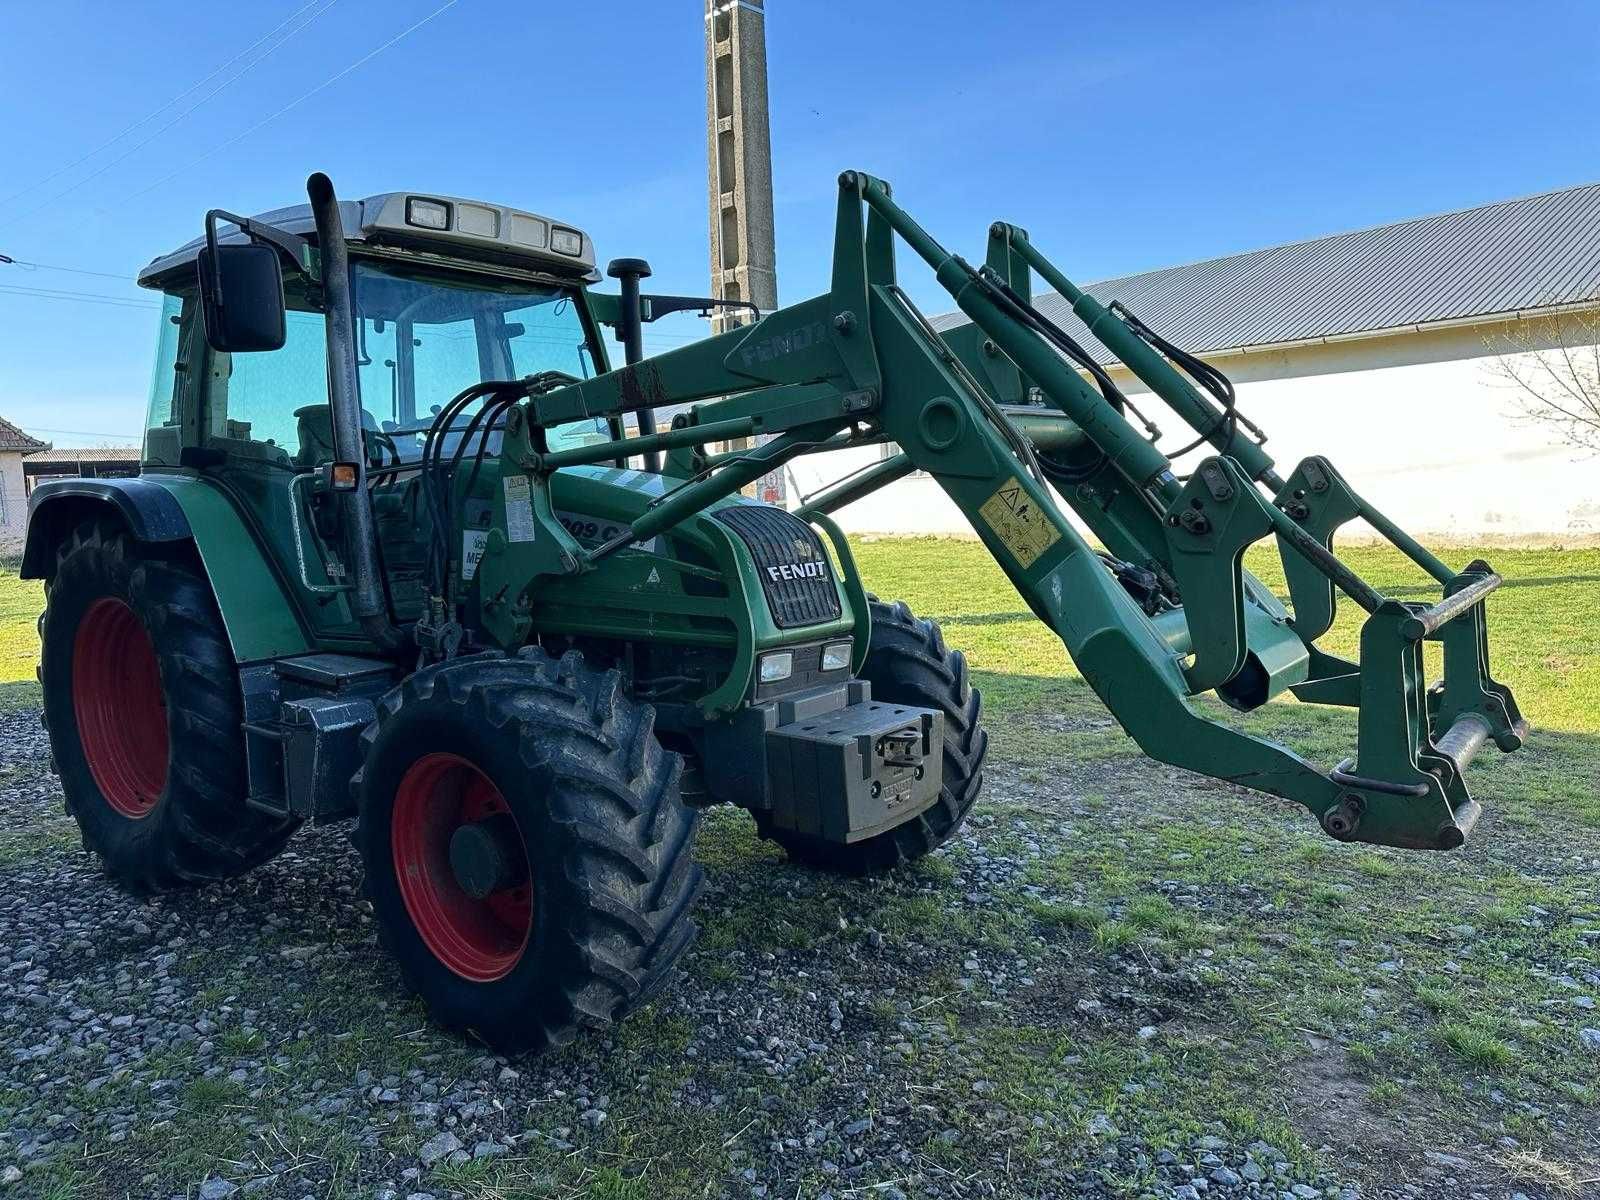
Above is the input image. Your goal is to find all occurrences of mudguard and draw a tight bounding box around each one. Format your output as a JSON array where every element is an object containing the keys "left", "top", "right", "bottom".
[
  {"left": 22, "top": 478, "right": 191, "bottom": 575},
  {"left": 23, "top": 473, "right": 313, "bottom": 663}
]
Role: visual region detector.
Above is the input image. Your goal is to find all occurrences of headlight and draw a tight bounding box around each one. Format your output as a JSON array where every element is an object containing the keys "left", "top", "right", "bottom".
[
  {"left": 550, "top": 227, "right": 583, "bottom": 256},
  {"left": 758, "top": 651, "right": 793, "bottom": 684},
  {"left": 406, "top": 197, "right": 451, "bottom": 230},
  {"left": 821, "top": 640, "right": 852, "bottom": 671}
]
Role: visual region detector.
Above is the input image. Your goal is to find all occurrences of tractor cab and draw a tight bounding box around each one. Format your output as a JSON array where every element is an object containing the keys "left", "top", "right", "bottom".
[{"left": 134, "top": 190, "right": 616, "bottom": 630}]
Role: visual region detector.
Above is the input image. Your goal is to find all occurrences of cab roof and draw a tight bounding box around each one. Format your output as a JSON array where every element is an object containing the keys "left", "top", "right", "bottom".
[{"left": 137, "top": 192, "right": 598, "bottom": 288}]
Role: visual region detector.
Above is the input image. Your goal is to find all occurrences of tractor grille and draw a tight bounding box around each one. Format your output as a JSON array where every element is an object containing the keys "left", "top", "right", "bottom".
[{"left": 713, "top": 504, "right": 842, "bottom": 629}]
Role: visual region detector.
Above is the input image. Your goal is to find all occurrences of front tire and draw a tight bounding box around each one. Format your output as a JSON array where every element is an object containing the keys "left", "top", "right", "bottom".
[
  {"left": 757, "top": 599, "right": 988, "bottom": 875},
  {"left": 355, "top": 649, "right": 703, "bottom": 1055},
  {"left": 40, "top": 519, "right": 297, "bottom": 892}
]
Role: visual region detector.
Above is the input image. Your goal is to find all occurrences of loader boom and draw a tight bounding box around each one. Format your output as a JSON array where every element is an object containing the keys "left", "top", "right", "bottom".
[{"left": 472, "top": 170, "right": 1529, "bottom": 852}]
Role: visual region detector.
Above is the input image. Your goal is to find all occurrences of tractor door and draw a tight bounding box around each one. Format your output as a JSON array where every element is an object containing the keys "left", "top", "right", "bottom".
[
  {"left": 193, "top": 278, "right": 367, "bottom": 640},
  {"left": 350, "top": 265, "right": 502, "bottom": 622}
]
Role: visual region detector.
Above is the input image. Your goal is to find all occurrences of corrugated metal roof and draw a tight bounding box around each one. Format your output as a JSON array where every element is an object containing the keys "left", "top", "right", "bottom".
[
  {"left": 932, "top": 181, "right": 1600, "bottom": 362},
  {"left": 24, "top": 446, "right": 141, "bottom": 463}
]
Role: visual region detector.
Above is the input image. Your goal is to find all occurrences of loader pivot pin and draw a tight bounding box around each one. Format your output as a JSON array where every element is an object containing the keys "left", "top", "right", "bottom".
[{"left": 1321, "top": 794, "right": 1364, "bottom": 841}]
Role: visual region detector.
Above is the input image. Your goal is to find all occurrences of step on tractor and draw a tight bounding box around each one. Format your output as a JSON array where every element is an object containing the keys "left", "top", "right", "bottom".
[{"left": 25, "top": 172, "right": 1529, "bottom": 1054}]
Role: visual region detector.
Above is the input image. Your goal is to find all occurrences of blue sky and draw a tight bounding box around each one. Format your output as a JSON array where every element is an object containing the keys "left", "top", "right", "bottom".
[{"left": 0, "top": 0, "right": 1595, "bottom": 445}]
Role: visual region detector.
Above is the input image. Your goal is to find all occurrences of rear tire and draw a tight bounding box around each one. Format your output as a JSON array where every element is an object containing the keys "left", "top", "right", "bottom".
[
  {"left": 757, "top": 599, "right": 988, "bottom": 875},
  {"left": 40, "top": 519, "right": 297, "bottom": 892},
  {"left": 354, "top": 649, "right": 703, "bottom": 1055}
]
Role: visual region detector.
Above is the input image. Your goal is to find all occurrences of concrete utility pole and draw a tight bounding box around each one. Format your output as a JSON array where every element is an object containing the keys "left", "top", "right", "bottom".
[
  {"left": 705, "top": 0, "right": 777, "bottom": 335},
  {"left": 705, "top": 0, "right": 784, "bottom": 502}
]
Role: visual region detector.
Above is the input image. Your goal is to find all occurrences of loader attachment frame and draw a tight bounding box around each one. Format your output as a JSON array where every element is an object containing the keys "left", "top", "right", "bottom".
[{"left": 473, "top": 170, "right": 1527, "bottom": 851}]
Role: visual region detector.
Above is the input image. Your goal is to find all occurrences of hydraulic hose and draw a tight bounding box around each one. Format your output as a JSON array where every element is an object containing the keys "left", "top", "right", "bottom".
[
  {"left": 1006, "top": 230, "right": 1281, "bottom": 486},
  {"left": 1109, "top": 301, "right": 1268, "bottom": 466}
]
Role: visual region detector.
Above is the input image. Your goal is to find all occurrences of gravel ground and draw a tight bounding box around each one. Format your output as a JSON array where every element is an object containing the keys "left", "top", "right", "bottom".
[{"left": 0, "top": 701, "right": 1586, "bottom": 1200}]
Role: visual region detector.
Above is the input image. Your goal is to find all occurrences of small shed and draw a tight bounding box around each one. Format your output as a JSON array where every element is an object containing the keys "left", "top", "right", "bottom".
[{"left": 23, "top": 446, "right": 142, "bottom": 499}]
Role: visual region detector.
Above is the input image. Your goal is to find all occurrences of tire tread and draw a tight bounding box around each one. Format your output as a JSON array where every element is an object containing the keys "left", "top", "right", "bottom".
[
  {"left": 40, "top": 519, "right": 296, "bottom": 893},
  {"left": 355, "top": 648, "right": 701, "bottom": 1054}
]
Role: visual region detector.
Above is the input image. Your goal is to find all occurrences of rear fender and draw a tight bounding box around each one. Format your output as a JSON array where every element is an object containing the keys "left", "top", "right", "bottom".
[
  {"left": 22, "top": 478, "right": 191, "bottom": 577},
  {"left": 24, "top": 474, "right": 313, "bottom": 663}
]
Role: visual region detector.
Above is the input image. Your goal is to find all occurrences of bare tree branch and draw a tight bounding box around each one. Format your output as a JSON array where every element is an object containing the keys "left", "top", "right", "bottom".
[{"left": 1482, "top": 311, "right": 1600, "bottom": 456}]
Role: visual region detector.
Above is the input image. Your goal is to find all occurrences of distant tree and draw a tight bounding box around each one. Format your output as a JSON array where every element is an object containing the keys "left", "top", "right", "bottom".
[{"left": 1484, "top": 311, "right": 1600, "bottom": 455}]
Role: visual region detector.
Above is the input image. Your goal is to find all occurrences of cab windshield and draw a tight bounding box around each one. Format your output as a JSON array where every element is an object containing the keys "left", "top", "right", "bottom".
[{"left": 351, "top": 259, "right": 606, "bottom": 461}]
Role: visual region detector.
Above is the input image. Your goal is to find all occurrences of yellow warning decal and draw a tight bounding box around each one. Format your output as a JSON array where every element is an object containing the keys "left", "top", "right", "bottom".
[{"left": 978, "top": 476, "right": 1061, "bottom": 568}]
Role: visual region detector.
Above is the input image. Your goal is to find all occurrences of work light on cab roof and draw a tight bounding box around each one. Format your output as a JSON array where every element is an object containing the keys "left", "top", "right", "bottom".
[{"left": 136, "top": 187, "right": 597, "bottom": 287}]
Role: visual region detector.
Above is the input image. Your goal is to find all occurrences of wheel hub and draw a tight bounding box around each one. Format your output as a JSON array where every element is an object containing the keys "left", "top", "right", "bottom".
[
  {"left": 449, "top": 812, "right": 528, "bottom": 899},
  {"left": 390, "top": 753, "right": 533, "bottom": 982},
  {"left": 71, "top": 597, "right": 169, "bottom": 819}
]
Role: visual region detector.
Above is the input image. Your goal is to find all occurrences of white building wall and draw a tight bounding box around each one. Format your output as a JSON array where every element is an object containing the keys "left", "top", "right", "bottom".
[
  {"left": 785, "top": 315, "right": 1599, "bottom": 541},
  {"left": 0, "top": 452, "right": 27, "bottom": 542}
]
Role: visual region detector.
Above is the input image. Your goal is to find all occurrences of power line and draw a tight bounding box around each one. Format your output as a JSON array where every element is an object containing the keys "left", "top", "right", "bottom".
[
  {"left": 0, "top": 0, "right": 331, "bottom": 212},
  {"left": 0, "top": 257, "right": 136, "bottom": 283},
  {"left": 22, "top": 426, "right": 142, "bottom": 442},
  {"left": 0, "top": 283, "right": 159, "bottom": 310},
  {"left": 6, "top": 0, "right": 343, "bottom": 226},
  {"left": 122, "top": 0, "right": 461, "bottom": 205}
]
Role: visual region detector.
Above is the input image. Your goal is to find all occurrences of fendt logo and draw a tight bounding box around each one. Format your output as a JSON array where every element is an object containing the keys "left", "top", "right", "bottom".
[
  {"left": 738, "top": 320, "right": 829, "bottom": 369},
  {"left": 766, "top": 561, "right": 829, "bottom": 584}
]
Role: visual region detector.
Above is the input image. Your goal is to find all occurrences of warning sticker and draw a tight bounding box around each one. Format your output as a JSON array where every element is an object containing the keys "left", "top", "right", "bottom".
[
  {"left": 502, "top": 475, "right": 536, "bottom": 543},
  {"left": 978, "top": 476, "right": 1061, "bottom": 568}
]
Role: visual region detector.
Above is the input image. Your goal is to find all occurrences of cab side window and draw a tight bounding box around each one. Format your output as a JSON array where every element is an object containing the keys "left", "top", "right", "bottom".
[
  {"left": 142, "top": 292, "right": 192, "bottom": 468},
  {"left": 202, "top": 287, "right": 331, "bottom": 468}
]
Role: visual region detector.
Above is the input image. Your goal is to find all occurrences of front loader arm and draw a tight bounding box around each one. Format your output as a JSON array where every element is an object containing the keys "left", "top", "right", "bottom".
[{"left": 496, "top": 169, "right": 1527, "bottom": 852}]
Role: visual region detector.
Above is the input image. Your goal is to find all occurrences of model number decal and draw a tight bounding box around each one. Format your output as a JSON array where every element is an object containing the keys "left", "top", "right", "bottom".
[
  {"left": 554, "top": 510, "right": 660, "bottom": 555},
  {"left": 555, "top": 512, "right": 622, "bottom": 543}
]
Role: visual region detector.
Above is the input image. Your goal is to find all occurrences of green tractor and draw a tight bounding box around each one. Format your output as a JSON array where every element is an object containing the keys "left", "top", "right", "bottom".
[{"left": 25, "top": 172, "right": 1527, "bottom": 1055}]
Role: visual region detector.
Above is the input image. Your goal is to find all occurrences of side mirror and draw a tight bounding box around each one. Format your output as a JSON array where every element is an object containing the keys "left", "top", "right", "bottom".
[{"left": 198, "top": 242, "right": 286, "bottom": 352}]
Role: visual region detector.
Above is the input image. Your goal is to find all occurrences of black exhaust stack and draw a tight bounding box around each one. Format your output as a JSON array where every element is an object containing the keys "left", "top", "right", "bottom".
[
  {"left": 307, "top": 172, "right": 403, "bottom": 651},
  {"left": 606, "top": 257, "right": 659, "bottom": 473}
]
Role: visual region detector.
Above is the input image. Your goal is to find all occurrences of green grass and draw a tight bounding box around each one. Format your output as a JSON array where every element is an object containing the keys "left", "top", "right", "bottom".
[
  {"left": 0, "top": 568, "right": 41, "bottom": 686},
  {"left": 1435, "top": 1021, "right": 1514, "bottom": 1069},
  {"left": 842, "top": 537, "right": 1600, "bottom": 1190}
]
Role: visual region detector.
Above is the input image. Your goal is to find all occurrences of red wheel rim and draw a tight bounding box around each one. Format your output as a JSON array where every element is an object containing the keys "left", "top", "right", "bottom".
[
  {"left": 72, "top": 597, "right": 169, "bottom": 819},
  {"left": 391, "top": 753, "right": 533, "bottom": 982}
]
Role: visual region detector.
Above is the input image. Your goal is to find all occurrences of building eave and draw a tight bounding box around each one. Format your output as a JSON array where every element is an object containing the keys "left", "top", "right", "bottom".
[{"left": 1163, "top": 297, "right": 1600, "bottom": 364}]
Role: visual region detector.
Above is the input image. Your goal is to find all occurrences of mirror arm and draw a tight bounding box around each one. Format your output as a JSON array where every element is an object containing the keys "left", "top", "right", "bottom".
[
  {"left": 203, "top": 209, "right": 319, "bottom": 310},
  {"left": 637, "top": 294, "right": 762, "bottom": 323}
]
